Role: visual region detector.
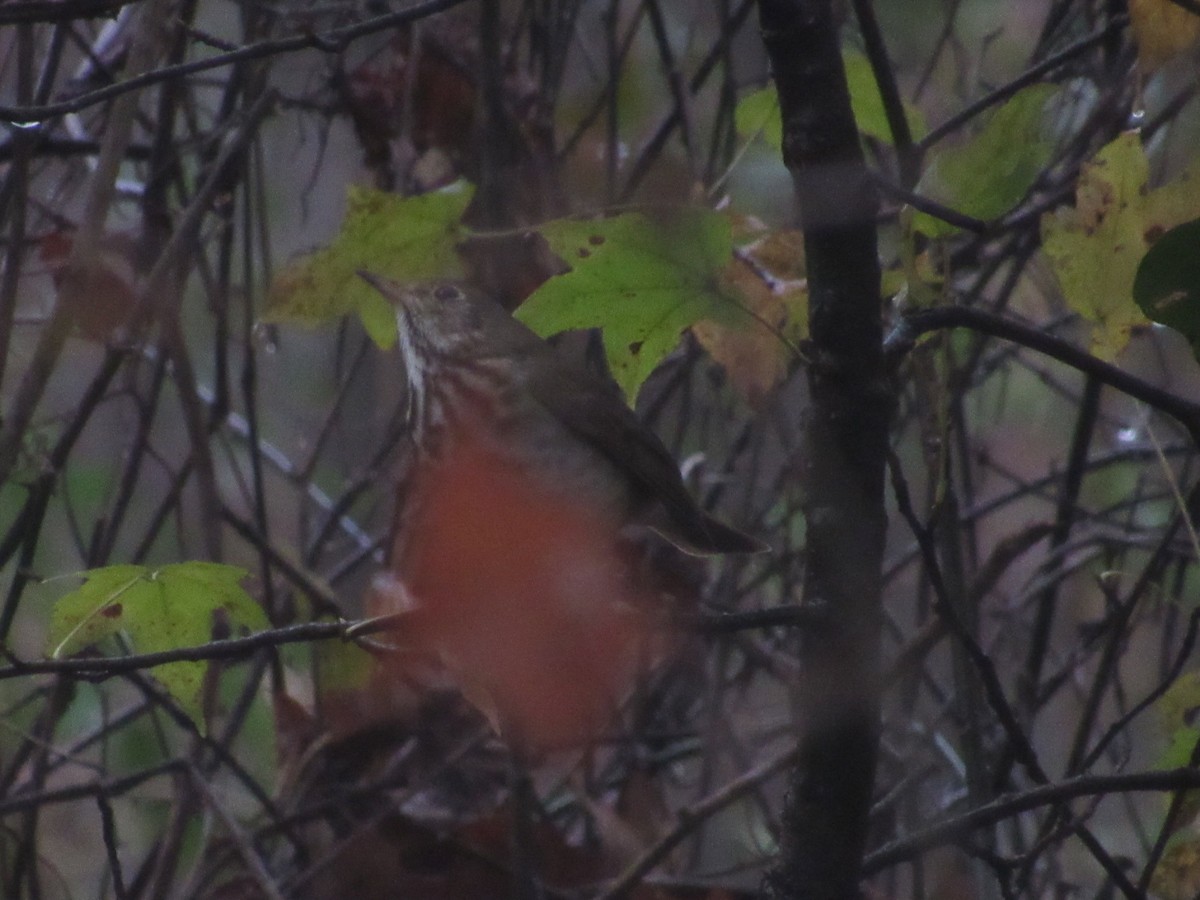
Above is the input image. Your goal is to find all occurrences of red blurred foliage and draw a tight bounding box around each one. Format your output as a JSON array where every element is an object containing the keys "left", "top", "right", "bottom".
[{"left": 373, "top": 433, "right": 663, "bottom": 751}]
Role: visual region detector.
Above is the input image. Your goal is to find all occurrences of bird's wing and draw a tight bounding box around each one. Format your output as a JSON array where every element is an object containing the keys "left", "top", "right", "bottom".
[{"left": 523, "top": 351, "right": 762, "bottom": 554}]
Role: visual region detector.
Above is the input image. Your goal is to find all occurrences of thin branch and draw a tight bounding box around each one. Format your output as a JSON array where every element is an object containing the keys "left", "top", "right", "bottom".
[
  {"left": 887, "top": 305, "right": 1200, "bottom": 448},
  {"left": 620, "top": 0, "right": 755, "bottom": 199},
  {"left": 0, "top": 0, "right": 138, "bottom": 25},
  {"left": 695, "top": 605, "right": 826, "bottom": 633},
  {"left": 0, "top": 618, "right": 393, "bottom": 681},
  {"left": 0, "top": 0, "right": 474, "bottom": 123},
  {"left": 188, "top": 763, "right": 287, "bottom": 900},
  {"left": 864, "top": 767, "right": 1200, "bottom": 873},
  {"left": 849, "top": 0, "right": 917, "bottom": 184},
  {"left": 870, "top": 170, "right": 988, "bottom": 232},
  {"left": 0, "top": 759, "right": 186, "bottom": 817},
  {"left": 916, "top": 16, "right": 1128, "bottom": 152},
  {"left": 598, "top": 742, "right": 799, "bottom": 899}
]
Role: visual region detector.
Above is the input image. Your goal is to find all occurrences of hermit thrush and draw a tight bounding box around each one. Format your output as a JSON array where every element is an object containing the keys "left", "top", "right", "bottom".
[
  {"left": 360, "top": 272, "right": 764, "bottom": 746},
  {"left": 360, "top": 272, "right": 765, "bottom": 558}
]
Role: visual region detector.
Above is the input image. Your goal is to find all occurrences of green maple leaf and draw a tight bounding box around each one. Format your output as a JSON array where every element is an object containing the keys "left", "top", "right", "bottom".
[
  {"left": 519, "top": 210, "right": 741, "bottom": 403},
  {"left": 914, "top": 83, "right": 1060, "bottom": 237},
  {"left": 841, "top": 50, "right": 927, "bottom": 145},
  {"left": 265, "top": 182, "right": 474, "bottom": 348},
  {"left": 735, "top": 86, "right": 783, "bottom": 150},
  {"left": 48, "top": 562, "right": 267, "bottom": 726}
]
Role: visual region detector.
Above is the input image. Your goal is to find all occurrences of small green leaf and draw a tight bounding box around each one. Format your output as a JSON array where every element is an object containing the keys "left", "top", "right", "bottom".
[
  {"left": 315, "top": 634, "right": 376, "bottom": 694},
  {"left": 48, "top": 564, "right": 147, "bottom": 658},
  {"left": 734, "top": 86, "right": 782, "bottom": 150},
  {"left": 265, "top": 182, "right": 474, "bottom": 348},
  {"left": 48, "top": 562, "right": 267, "bottom": 725},
  {"left": 842, "top": 50, "right": 926, "bottom": 145},
  {"left": 1134, "top": 218, "right": 1200, "bottom": 356},
  {"left": 519, "top": 210, "right": 740, "bottom": 402},
  {"left": 914, "top": 84, "right": 1060, "bottom": 237},
  {"left": 735, "top": 53, "right": 926, "bottom": 152},
  {"left": 1154, "top": 671, "right": 1200, "bottom": 837},
  {"left": 1158, "top": 670, "right": 1200, "bottom": 737}
]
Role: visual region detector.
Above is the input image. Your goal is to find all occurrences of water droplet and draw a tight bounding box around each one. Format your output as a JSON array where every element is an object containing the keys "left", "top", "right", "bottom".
[{"left": 252, "top": 321, "right": 278, "bottom": 353}]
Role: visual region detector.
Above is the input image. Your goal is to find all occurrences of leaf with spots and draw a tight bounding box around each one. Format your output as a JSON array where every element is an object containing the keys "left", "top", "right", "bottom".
[
  {"left": 1042, "top": 133, "right": 1200, "bottom": 359},
  {"left": 265, "top": 182, "right": 473, "bottom": 348},
  {"left": 518, "top": 211, "right": 741, "bottom": 403},
  {"left": 48, "top": 563, "right": 267, "bottom": 726}
]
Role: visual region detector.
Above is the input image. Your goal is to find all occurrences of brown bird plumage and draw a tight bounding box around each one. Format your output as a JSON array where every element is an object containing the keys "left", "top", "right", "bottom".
[{"left": 361, "top": 272, "right": 765, "bottom": 557}]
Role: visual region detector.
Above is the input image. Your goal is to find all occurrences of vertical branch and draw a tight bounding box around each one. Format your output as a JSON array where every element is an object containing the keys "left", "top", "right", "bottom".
[
  {"left": 848, "top": 0, "right": 917, "bottom": 184},
  {"left": 645, "top": 0, "right": 696, "bottom": 176},
  {"left": 0, "top": 0, "right": 172, "bottom": 484},
  {"left": 604, "top": 0, "right": 622, "bottom": 202},
  {"left": 0, "top": 24, "right": 34, "bottom": 396},
  {"left": 1020, "top": 375, "right": 1102, "bottom": 710},
  {"left": 476, "top": 0, "right": 511, "bottom": 228},
  {"left": 757, "top": 1, "right": 888, "bottom": 899}
]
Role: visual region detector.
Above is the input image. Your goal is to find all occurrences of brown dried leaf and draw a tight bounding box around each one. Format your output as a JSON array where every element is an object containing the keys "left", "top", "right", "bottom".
[
  {"left": 1152, "top": 833, "right": 1200, "bottom": 900},
  {"left": 694, "top": 243, "right": 807, "bottom": 408}
]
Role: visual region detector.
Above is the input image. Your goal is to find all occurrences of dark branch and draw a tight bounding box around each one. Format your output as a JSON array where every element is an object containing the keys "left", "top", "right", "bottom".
[
  {"left": 0, "top": 0, "right": 474, "bottom": 123},
  {"left": 0, "top": 0, "right": 137, "bottom": 26},
  {"left": 886, "top": 305, "right": 1200, "bottom": 448},
  {"left": 757, "top": 1, "right": 888, "bottom": 897},
  {"left": 0, "top": 618, "right": 409, "bottom": 681},
  {"left": 864, "top": 767, "right": 1200, "bottom": 873},
  {"left": 917, "top": 16, "right": 1128, "bottom": 153}
]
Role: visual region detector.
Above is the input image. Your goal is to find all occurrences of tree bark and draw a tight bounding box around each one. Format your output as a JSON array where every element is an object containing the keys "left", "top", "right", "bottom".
[{"left": 758, "top": 2, "right": 889, "bottom": 898}]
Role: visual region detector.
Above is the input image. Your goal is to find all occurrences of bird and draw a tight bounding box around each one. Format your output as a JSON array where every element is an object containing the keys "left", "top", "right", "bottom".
[
  {"left": 359, "top": 272, "right": 765, "bottom": 559},
  {"left": 359, "top": 272, "right": 764, "bottom": 747}
]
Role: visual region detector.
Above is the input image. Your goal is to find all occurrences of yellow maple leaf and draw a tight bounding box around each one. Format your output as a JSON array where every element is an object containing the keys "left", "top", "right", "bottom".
[{"left": 1041, "top": 132, "right": 1200, "bottom": 359}]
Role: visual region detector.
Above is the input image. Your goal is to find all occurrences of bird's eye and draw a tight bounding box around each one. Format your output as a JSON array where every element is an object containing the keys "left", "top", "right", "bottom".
[{"left": 434, "top": 285, "right": 461, "bottom": 302}]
